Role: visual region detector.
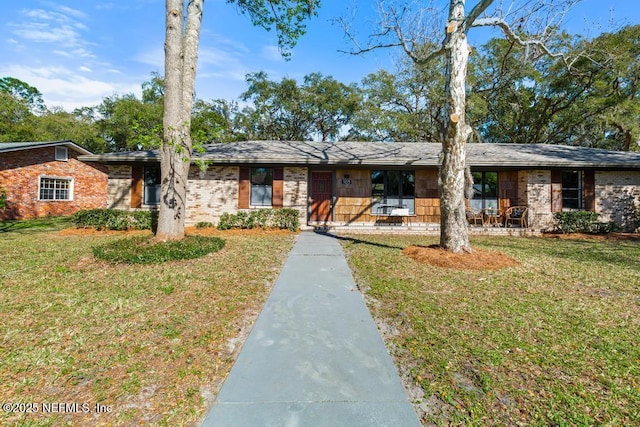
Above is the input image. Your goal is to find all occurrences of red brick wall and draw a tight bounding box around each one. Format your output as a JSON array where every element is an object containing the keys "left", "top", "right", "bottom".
[{"left": 0, "top": 146, "right": 108, "bottom": 220}]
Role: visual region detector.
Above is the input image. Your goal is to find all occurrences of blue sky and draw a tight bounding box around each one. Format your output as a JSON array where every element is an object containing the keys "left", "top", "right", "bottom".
[{"left": 1, "top": 0, "right": 638, "bottom": 111}]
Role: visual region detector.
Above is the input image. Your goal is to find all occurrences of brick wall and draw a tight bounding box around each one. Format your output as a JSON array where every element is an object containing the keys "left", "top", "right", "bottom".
[
  {"left": 186, "top": 165, "right": 239, "bottom": 225},
  {"left": 107, "top": 165, "right": 132, "bottom": 210},
  {"left": 0, "top": 147, "right": 107, "bottom": 220},
  {"left": 595, "top": 171, "right": 640, "bottom": 232},
  {"left": 521, "top": 170, "right": 554, "bottom": 229},
  {"left": 283, "top": 166, "right": 308, "bottom": 227}
]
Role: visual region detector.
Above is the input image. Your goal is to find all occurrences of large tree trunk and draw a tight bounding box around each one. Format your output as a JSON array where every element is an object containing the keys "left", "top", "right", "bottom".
[
  {"left": 439, "top": 0, "right": 473, "bottom": 253},
  {"left": 157, "top": 0, "right": 203, "bottom": 241}
]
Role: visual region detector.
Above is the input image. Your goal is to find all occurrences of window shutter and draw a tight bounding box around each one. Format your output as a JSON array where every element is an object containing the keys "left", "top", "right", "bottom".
[
  {"left": 238, "top": 167, "right": 250, "bottom": 209},
  {"left": 131, "top": 165, "right": 143, "bottom": 208},
  {"left": 273, "top": 168, "right": 284, "bottom": 208},
  {"left": 583, "top": 170, "right": 595, "bottom": 211},
  {"left": 551, "top": 170, "right": 562, "bottom": 213}
]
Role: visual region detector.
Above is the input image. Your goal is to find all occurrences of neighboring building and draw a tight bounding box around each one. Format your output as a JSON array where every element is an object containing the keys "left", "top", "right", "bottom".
[
  {"left": 0, "top": 141, "right": 108, "bottom": 220},
  {"left": 79, "top": 141, "right": 640, "bottom": 232}
]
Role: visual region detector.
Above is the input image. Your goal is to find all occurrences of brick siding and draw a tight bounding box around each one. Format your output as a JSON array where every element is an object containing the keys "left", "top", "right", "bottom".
[
  {"left": 0, "top": 147, "right": 107, "bottom": 220},
  {"left": 595, "top": 171, "right": 640, "bottom": 232},
  {"left": 107, "top": 165, "right": 133, "bottom": 210}
]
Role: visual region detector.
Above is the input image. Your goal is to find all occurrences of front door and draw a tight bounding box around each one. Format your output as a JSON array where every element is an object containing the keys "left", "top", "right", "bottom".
[{"left": 310, "top": 172, "right": 332, "bottom": 222}]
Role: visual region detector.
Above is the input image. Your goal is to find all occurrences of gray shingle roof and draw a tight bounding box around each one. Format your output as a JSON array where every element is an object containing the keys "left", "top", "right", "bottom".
[
  {"left": 78, "top": 141, "right": 640, "bottom": 169},
  {"left": 0, "top": 140, "right": 93, "bottom": 155}
]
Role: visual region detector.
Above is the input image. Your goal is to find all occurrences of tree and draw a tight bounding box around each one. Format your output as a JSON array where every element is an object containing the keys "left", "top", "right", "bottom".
[
  {"left": 158, "top": 0, "right": 319, "bottom": 240},
  {"left": 349, "top": 57, "right": 447, "bottom": 142},
  {"left": 341, "top": 0, "right": 580, "bottom": 252},
  {"left": 239, "top": 71, "right": 359, "bottom": 141},
  {"left": 0, "top": 77, "right": 45, "bottom": 113}
]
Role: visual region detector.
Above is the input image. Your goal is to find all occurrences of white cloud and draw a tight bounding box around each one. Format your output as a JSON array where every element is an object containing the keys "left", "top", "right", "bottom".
[
  {"left": 261, "top": 45, "right": 285, "bottom": 62},
  {"left": 0, "top": 64, "right": 139, "bottom": 110}
]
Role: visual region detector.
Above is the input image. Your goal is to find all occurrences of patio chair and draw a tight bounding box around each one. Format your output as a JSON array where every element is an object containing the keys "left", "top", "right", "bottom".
[
  {"left": 466, "top": 208, "right": 484, "bottom": 226},
  {"left": 504, "top": 206, "right": 528, "bottom": 228}
]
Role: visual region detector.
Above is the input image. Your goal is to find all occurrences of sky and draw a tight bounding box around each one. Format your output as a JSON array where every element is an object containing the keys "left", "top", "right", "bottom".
[{"left": 0, "top": 0, "right": 638, "bottom": 111}]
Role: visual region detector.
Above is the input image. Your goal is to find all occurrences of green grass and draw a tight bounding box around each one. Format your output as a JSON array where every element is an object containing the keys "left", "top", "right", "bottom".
[
  {"left": 0, "top": 225, "right": 296, "bottom": 426},
  {"left": 0, "top": 216, "right": 73, "bottom": 234},
  {"left": 342, "top": 234, "right": 640, "bottom": 426},
  {"left": 93, "top": 235, "right": 226, "bottom": 264}
]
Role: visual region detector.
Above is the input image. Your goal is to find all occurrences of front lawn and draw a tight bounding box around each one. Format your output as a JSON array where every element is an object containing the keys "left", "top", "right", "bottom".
[
  {"left": 343, "top": 234, "right": 640, "bottom": 425},
  {"left": 0, "top": 222, "right": 296, "bottom": 426}
]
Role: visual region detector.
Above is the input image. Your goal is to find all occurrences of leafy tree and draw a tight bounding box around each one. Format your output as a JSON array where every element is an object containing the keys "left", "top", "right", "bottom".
[
  {"left": 0, "top": 77, "right": 45, "bottom": 113},
  {"left": 240, "top": 71, "right": 310, "bottom": 140},
  {"left": 349, "top": 56, "right": 446, "bottom": 142},
  {"left": 301, "top": 72, "right": 360, "bottom": 141},
  {"left": 158, "top": 0, "right": 319, "bottom": 240}
]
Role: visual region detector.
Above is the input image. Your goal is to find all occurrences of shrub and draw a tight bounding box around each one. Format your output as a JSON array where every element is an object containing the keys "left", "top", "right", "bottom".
[
  {"left": 216, "top": 208, "right": 299, "bottom": 232},
  {"left": 0, "top": 188, "right": 6, "bottom": 210},
  {"left": 93, "top": 235, "right": 225, "bottom": 264},
  {"left": 72, "top": 209, "right": 157, "bottom": 231},
  {"left": 552, "top": 211, "right": 602, "bottom": 234},
  {"left": 195, "top": 221, "right": 214, "bottom": 228}
]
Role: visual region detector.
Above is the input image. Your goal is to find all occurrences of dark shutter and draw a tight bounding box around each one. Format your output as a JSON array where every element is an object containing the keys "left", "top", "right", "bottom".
[
  {"left": 131, "top": 165, "right": 143, "bottom": 208},
  {"left": 238, "top": 167, "right": 250, "bottom": 209},
  {"left": 273, "top": 168, "right": 284, "bottom": 208},
  {"left": 583, "top": 170, "right": 595, "bottom": 211},
  {"left": 551, "top": 170, "right": 562, "bottom": 213}
]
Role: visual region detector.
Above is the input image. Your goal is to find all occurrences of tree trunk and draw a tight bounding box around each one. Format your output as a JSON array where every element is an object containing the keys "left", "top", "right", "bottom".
[
  {"left": 439, "top": 0, "right": 473, "bottom": 253},
  {"left": 156, "top": 0, "right": 203, "bottom": 241}
]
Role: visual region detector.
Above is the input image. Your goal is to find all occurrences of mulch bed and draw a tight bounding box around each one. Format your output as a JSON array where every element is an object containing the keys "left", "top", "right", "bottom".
[{"left": 403, "top": 244, "right": 520, "bottom": 270}]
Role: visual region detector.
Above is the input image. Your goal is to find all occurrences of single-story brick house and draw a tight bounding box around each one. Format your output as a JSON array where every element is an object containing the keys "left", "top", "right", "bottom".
[
  {"left": 78, "top": 141, "right": 640, "bottom": 232},
  {"left": 0, "top": 141, "right": 108, "bottom": 220}
]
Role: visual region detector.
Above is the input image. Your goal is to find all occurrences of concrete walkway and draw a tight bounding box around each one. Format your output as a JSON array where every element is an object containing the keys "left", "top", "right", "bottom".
[{"left": 202, "top": 231, "right": 420, "bottom": 427}]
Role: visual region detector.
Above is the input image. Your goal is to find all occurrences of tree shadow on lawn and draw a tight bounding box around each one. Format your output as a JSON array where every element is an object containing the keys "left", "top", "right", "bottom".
[
  {"left": 315, "top": 230, "right": 405, "bottom": 250},
  {"left": 0, "top": 217, "right": 73, "bottom": 235}
]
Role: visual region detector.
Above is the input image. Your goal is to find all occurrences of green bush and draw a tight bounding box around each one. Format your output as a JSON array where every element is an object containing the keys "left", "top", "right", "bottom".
[
  {"left": 216, "top": 208, "right": 299, "bottom": 231},
  {"left": 0, "top": 188, "right": 6, "bottom": 210},
  {"left": 72, "top": 209, "right": 157, "bottom": 231},
  {"left": 93, "top": 235, "right": 225, "bottom": 264},
  {"left": 195, "top": 221, "right": 214, "bottom": 228},
  {"left": 552, "top": 211, "right": 605, "bottom": 234}
]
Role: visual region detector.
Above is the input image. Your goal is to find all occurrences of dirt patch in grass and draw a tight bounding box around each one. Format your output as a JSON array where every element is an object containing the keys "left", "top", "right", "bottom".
[{"left": 403, "top": 244, "right": 519, "bottom": 270}]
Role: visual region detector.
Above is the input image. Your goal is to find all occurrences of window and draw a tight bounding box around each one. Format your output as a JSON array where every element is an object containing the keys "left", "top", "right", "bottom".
[
  {"left": 251, "top": 167, "right": 273, "bottom": 206},
  {"left": 371, "top": 170, "right": 415, "bottom": 214},
  {"left": 55, "top": 146, "right": 68, "bottom": 161},
  {"left": 562, "top": 170, "right": 582, "bottom": 210},
  {"left": 470, "top": 171, "right": 498, "bottom": 211},
  {"left": 143, "top": 166, "right": 161, "bottom": 205},
  {"left": 39, "top": 177, "right": 72, "bottom": 201}
]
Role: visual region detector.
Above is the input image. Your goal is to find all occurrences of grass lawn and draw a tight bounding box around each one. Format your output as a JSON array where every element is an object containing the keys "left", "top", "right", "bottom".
[
  {"left": 342, "top": 234, "right": 640, "bottom": 426},
  {"left": 0, "top": 220, "right": 296, "bottom": 426}
]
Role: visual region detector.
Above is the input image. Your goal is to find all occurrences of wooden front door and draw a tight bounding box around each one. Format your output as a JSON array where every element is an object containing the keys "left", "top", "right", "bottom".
[{"left": 310, "top": 172, "right": 333, "bottom": 222}]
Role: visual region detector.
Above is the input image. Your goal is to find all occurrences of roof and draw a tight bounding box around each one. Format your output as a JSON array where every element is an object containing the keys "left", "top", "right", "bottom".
[
  {"left": 78, "top": 140, "right": 640, "bottom": 170},
  {"left": 0, "top": 140, "right": 93, "bottom": 155}
]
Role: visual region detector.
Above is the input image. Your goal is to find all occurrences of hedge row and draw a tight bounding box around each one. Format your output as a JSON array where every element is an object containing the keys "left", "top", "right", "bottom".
[
  {"left": 552, "top": 211, "right": 616, "bottom": 234},
  {"left": 217, "top": 208, "right": 299, "bottom": 231},
  {"left": 72, "top": 209, "right": 157, "bottom": 231}
]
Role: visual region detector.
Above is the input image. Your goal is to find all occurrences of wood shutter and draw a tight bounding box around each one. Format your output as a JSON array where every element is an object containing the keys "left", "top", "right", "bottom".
[
  {"left": 273, "top": 168, "right": 284, "bottom": 208},
  {"left": 238, "top": 167, "right": 250, "bottom": 209},
  {"left": 583, "top": 170, "right": 595, "bottom": 211},
  {"left": 551, "top": 170, "right": 562, "bottom": 213},
  {"left": 131, "top": 165, "right": 143, "bottom": 208}
]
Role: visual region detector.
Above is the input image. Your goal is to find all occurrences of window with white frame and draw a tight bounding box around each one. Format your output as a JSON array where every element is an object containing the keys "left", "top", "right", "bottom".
[
  {"left": 39, "top": 177, "right": 73, "bottom": 201},
  {"left": 55, "top": 146, "right": 68, "bottom": 161}
]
